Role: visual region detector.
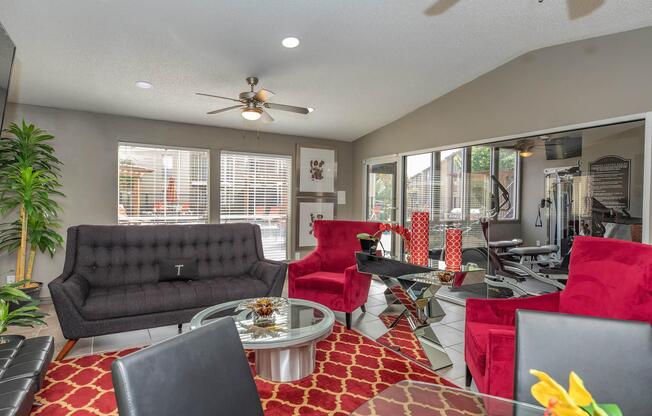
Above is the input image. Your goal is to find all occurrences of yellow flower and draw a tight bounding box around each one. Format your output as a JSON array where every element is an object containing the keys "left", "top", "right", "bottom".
[
  {"left": 568, "top": 371, "right": 593, "bottom": 407},
  {"left": 530, "top": 370, "right": 586, "bottom": 416}
]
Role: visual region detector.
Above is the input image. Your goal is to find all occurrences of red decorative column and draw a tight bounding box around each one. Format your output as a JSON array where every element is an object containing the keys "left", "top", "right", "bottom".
[
  {"left": 411, "top": 211, "right": 429, "bottom": 266},
  {"left": 445, "top": 227, "right": 463, "bottom": 272}
]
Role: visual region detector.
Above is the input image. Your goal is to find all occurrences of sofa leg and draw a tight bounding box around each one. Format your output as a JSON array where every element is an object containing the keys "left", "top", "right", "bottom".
[
  {"left": 56, "top": 339, "right": 79, "bottom": 361},
  {"left": 465, "top": 365, "right": 473, "bottom": 387},
  {"left": 345, "top": 312, "right": 352, "bottom": 330},
  {"left": 178, "top": 323, "right": 183, "bottom": 334},
  {"left": 360, "top": 304, "right": 366, "bottom": 313}
]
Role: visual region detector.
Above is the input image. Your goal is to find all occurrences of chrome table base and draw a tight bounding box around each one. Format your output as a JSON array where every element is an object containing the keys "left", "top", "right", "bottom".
[
  {"left": 255, "top": 341, "right": 317, "bottom": 382},
  {"left": 379, "top": 276, "right": 453, "bottom": 371}
]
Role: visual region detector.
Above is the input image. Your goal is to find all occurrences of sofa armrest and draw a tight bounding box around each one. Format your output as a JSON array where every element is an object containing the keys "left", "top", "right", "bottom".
[
  {"left": 250, "top": 260, "right": 287, "bottom": 297},
  {"left": 466, "top": 292, "right": 560, "bottom": 326},
  {"left": 343, "top": 265, "right": 373, "bottom": 310},
  {"left": 48, "top": 273, "right": 90, "bottom": 340}
]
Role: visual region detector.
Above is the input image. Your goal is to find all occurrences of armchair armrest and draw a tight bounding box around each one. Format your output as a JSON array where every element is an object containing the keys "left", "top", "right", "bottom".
[
  {"left": 288, "top": 251, "right": 322, "bottom": 279},
  {"left": 343, "top": 265, "right": 373, "bottom": 309},
  {"left": 466, "top": 292, "right": 560, "bottom": 326},
  {"left": 250, "top": 260, "right": 287, "bottom": 297},
  {"left": 485, "top": 327, "right": 518, "bottom": 398}
]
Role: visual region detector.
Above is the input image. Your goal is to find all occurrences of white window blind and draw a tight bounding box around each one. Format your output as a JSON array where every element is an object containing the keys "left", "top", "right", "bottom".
[
  {"left": 118, "top": 143, "right": 209, "bottom": 224},
  {"left": 220, "top": 151, "right": 292, "bottom": 261}
]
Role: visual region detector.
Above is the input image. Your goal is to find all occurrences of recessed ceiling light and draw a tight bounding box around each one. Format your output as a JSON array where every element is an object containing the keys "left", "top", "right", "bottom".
[
  {"left": 307, "top": 107, "right": 314, "bottom": 113},
  {"left": 135, "top": 81, "right": 153, "bottom": 89},
  {"left": 281, "top": 37, "right": 300, "bottom": 48}
]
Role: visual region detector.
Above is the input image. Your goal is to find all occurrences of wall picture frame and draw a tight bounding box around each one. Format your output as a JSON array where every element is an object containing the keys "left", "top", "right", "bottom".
[
  {"left": 296, "top": 144, "right": 337, "bottom": 197},
  {"left": 296, "top": 198, "right": 336, "bottom": 249}
]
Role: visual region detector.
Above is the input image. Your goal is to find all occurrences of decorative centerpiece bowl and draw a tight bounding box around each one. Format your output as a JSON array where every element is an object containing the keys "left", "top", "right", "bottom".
[
  {"left": 238, "top": 297, "right": 287, "bottom": 327},
  {"left": 436, "top": 271, "right": 455, "bottom": 284}
]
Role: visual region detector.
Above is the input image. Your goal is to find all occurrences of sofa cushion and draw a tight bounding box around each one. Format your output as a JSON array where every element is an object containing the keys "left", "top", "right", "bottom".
[
  {"left": 293, "top": 271, "right": 345, "bottom": 294},
  {"left": 81, "top": 276, "right": 269, "bottom": 320},
  {"left": 159, "top": 258, "right": 199, "bottom": 282},
  {"left": 465, "top": 321, "right": 514, "bottom": 375}
]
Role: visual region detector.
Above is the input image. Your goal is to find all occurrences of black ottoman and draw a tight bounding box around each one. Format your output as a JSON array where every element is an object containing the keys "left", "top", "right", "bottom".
[
  {"left": 0, "top": 336, "right": 54, "bottom": 390},
  {"left": 0, "top": 378, "right": 35, "bottom": 416}
]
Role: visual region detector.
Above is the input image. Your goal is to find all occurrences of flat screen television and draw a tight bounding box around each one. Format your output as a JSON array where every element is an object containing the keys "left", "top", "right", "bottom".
[
  {"left": 0, "top": 22, "right": 16, "bottom": 129},
  {"left": 545, "top": 134, "right": 582, "bottom": 160}
]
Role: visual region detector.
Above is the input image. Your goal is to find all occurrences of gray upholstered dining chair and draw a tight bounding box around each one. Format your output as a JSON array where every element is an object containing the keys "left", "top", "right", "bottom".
[
  {"left": 515, "top": 310, "right": 652, "bottom": 415},
  {"left": 111, "top": 317, "right": 263, "bottom": 416}
]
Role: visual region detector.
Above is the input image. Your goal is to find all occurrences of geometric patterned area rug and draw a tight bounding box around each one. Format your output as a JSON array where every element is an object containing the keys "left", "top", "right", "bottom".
[
  {"left": 376, "top": 314, "right": 432, "bottom": 369},
  {"left": 31, "top": 323, "right": 455, "bottom": 416}
]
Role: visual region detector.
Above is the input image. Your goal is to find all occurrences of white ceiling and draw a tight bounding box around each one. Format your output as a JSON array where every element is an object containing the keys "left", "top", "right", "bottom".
[{"left": 1, "top": 1, "right": 652, "bottom": 142}]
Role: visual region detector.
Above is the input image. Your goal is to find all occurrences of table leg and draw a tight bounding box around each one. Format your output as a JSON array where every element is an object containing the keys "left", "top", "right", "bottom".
[{"left": 255, "top": 342, "right": 316, "bottom": 382}]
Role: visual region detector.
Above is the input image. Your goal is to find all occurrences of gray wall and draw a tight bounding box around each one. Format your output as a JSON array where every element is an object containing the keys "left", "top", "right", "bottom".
[
  {"left": 0, "top": 103, "right": 354, "bottom": 297},
  {"left": 352, "top": 26, "right": 652, "bottom": 219}
]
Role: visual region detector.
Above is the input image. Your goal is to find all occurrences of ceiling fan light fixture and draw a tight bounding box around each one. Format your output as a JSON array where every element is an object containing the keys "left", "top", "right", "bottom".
[
  {"left": 241, "top": 107, "right": 263, "bottom": 121},
  {"left": 281, "top": 37, "right": 300, "bottom": 48},
  {"left": 519, "top": 149, "right": 534, "bottom": 158},
  {"left": 307, "top": 107, "right": 314, "bottom": 113}
]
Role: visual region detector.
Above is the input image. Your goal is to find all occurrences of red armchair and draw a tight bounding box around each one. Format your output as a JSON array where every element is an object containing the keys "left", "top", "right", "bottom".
[
  {"left": 465, "top": 236, "right": 652, "bottom": 399},
  {"left": 289, "top": 220, "right": 380, "bottom": 329}
]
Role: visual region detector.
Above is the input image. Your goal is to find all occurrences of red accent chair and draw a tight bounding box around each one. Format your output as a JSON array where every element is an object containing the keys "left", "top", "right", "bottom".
[
  {"left": 289, "top": 220, "right": 380, "bottom": 329},
  {"left": 465, "top": 236, "right": 652, "bottom": 399}
]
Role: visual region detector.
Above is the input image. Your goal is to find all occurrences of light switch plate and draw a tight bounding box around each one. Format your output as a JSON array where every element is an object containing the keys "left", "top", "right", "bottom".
[{"left": 337, "top": 190, "right": 346, "bottom": 205}]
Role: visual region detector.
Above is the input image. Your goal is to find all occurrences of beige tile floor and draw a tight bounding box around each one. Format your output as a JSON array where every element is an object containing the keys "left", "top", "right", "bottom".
[{"left": 5, "top": 278, "right": 472, "bottom": 389}]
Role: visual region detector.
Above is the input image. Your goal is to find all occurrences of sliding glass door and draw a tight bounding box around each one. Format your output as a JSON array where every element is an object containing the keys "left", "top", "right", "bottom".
[{"left": 365, "top": 159, "right": 398, "bottom": 255}]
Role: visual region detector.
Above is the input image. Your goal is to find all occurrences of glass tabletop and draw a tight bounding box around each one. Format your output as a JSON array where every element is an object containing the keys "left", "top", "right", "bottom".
[
  {"left": 351, "top": 381, "right": 543, "bottom": 416},
  {"left": 189, "top": 297, "right": 335, "bottom": 349}
]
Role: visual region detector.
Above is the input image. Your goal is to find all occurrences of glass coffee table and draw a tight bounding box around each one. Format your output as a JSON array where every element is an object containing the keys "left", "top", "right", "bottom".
[
  {"left": 190, "top": 297, "right": 334, "bottom": 382},
  {"left": 351, "top": 380, "right": 543, "bottom": 415}
]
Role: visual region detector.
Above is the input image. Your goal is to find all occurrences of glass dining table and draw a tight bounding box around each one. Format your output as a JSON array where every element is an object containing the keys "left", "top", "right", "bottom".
[{"left": 351, "top": 380, "right": 543, "bottom": 416}]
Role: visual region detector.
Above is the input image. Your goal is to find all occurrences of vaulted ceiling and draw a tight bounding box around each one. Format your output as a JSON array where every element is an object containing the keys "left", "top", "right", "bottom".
[{"left": 1, "top": 1, "right": 651, "bottom": 141}]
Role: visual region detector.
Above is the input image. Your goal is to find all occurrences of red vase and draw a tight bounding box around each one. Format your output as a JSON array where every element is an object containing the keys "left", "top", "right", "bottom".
[
  {"left": 445, "top": 228, "right": 463, "bottom": 272},
  {"left": 411, "top": 212, "right": 429, "bottom": 266}
]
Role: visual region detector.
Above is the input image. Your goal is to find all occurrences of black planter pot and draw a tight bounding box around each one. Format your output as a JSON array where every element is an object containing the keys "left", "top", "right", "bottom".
[
  {"left": 8, "top": 281, "right": 43, "bottom": 312},
  {"left": 358, "top": 238, "right": 378, "bottom": 256}
]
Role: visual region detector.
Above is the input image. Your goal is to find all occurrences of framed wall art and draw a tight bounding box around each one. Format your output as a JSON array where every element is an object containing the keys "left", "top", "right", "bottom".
[
  {"left": 296, "top": 144, "right": 337, "bottom": 196},
  {"left": 296, "top": 198, "right": 336, "bottom": 249}
]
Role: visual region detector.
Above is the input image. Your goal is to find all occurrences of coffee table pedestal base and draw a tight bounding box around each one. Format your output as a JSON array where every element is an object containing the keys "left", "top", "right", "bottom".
[{"left": 255, "top": 342, "right": 316, "bottom": 382}]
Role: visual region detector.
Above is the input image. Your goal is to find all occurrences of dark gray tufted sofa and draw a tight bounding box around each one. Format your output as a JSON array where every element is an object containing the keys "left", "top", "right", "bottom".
[{"left": 49, "top": 223, "right": 287, "bottom": 359}]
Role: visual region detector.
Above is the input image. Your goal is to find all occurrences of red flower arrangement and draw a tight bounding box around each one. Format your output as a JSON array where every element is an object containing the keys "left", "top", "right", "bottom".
[{"left": 379, "top": 223, "right": 412, "bottom": 253}]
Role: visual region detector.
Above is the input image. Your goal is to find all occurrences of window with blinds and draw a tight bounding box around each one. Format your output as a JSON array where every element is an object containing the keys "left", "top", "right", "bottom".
[
  {"left": 118, "top": 143, "right": 209, "bottom": 225},
  {"left": 220, "top": 151, "right": 292, "bottom": 261},
  {"left": 403, "top": 146, "right": 513, "bottom": 249}
]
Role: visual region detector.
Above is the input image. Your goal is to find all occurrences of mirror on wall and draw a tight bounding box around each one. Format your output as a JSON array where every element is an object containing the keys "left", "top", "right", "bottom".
[{"left": 402, "top": 119, "right": 646, "bottom": 304}]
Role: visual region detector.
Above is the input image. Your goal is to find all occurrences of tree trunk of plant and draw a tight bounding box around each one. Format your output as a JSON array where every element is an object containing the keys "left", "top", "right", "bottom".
[
  {"left": 15, "top": 205, "right": 28, "bottom": 283},
  {"left": 26, "top": 244, "right": 37, "bottom": 281}
]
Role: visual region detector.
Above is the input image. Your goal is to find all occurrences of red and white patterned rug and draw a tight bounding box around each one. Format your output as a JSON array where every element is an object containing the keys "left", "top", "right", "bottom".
[
  {"left": 376, "top": 314, "right": 431, "bottom": 368},
  {"left": 31, "top": 323, "right": 454, "bottom": 415}
]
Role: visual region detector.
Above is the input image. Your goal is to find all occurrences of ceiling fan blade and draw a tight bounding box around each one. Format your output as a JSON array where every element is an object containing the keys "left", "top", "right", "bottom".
[
  {"left": 196, "top": 92, "right": 241, "bottom": 103},
  {"left": 264, "top": 102, "right": 310, "bottom": 114},
  {"left": 261, "top": 110, "right": 274, "bottom": 124},
  {"left": 254, "top": 89, "right": 275, "bottom": 102},
  {"left": 261, "top": 110, "right": 274, "bottom": 123},
  {"left": 206, "top": 105, "right": 242, "bottom": 115}
]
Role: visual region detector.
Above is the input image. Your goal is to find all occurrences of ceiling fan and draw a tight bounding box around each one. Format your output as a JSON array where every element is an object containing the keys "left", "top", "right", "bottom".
[
  {"left": 424, "top": 0, "right": 604, "bottom": 20},
  {"left": 196, "top": 77, "right": 311, "bottom": 123}
]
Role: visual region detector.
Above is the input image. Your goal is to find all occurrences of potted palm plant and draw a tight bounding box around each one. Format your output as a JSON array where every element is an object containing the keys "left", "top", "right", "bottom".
[
  {"left": 0, "top": 281, "right": 47, "bottom": 344},
  {"left": 0, "top": 121, "right": 64, "bottom": 301}
]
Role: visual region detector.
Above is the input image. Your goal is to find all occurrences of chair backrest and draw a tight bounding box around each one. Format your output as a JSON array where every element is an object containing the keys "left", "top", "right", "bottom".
[
  {"left": 561, "top": 236, "right": 652, "bottom": 323},
  {"left": 69, "top": 223, "right": 265, "bottom": 287},
  {"left": 111, "top": 317, "right": 263, "bottom": 416},
  {"left": 514, "top": 310, "right": 652, "bottom": 415},
  {"left": 313, "top": 220, "right": 381, "bottom": 272}
]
